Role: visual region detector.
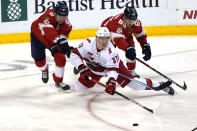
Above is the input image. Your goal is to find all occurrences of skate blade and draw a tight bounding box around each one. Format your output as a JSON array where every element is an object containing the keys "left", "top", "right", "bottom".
[{"left": 57, "top": 88, "right": 71, "bottom": 93}]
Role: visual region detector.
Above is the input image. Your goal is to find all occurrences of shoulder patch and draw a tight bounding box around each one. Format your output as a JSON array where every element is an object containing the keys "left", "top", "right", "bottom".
[
  {"left": 44, "top": 17, "right": 50, "bottom": 24},
  {"left": 117, "top": 26, "right": 123, "bottom": 34},
  {"left": 134, "top": 20, "right": 141, "bottom": 27}
]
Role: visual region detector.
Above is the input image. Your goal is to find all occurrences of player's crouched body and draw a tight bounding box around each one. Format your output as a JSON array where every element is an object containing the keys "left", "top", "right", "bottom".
[
  {"left": 70, "top": 27, "right": 175, "bottom": 95},
  {"left": 30, "top": 1, "right": 72, "bottom": 90}
]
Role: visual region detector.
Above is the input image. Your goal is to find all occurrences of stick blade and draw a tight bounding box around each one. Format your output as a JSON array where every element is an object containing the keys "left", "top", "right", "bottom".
[
  {"left": 182, "top": 81, "right": 187, "bottom": 90},
  {"left": 144, "top": 106, "right": 154, "bottom": 113}
]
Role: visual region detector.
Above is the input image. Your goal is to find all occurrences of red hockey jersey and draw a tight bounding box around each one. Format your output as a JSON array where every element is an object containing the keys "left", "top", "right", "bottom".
[
  {"left": 101, "top": 13, "right": 147, "bottom": 51},
  {"left": 31, "top": 9, "right": 72, "bottom": 48}
]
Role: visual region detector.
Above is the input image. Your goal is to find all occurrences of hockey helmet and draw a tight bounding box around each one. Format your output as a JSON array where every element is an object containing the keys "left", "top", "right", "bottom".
[
  {"left": 96, "top": 27, "right": 111, "bottom": 37},
  {"left": 54, "top": 1, "right": 69, "bottom": 16},
  {"left": 124, "top": 7, "right": 138, "bottom": 20}
]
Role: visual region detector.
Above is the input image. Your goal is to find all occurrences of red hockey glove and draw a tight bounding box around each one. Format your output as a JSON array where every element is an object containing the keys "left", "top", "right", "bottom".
[{"left": 105, "top": 78, "right": 116, "bottom": 95}]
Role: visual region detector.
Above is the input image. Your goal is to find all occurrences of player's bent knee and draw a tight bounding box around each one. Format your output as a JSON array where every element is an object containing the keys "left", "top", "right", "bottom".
[
  {"left": 75, "top": 80, "right": 89, "bottom": 92},
  {"left": 35, "top": 59, "right": 46, "bottom": 67},
  {"left": 78, "top": 76, "right": 95, "bottom": 88},
  {"left": 54, "top": 53, "right": 66, "bottom": 67},
  {"left": 117, "top": 75, "right": 130, "bottom": 88}
]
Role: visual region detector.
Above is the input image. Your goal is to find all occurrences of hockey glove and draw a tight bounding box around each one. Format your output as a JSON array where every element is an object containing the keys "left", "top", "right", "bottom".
[
  {"left": 49, "top": 44, "right": 59, "bottom": 56},
  {"left": 142, "top": 43, "right": 151, "bottom": 61},
  {"left": 66, "top": 46, "right": 74, "bottom": 58},
  {"left": 126, "top": 46, "right": 136, "bottom": 61},
  {"left": 105, "top": 78, "right": 116, "bottom": 95},
  {"left": 78, "top": 64, "right": 91, "bottom": 80},
  {"left": 57, "top": 37, "right": 70, "bottom": 54}
]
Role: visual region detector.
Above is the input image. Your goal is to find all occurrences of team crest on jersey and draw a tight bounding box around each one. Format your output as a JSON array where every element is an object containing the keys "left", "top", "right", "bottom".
[
  {"left": 117, "top": 26, "right": 122, "bottom": 34},
  {"left": 43, "top": 17, "right": 50, "bottom": 24}
]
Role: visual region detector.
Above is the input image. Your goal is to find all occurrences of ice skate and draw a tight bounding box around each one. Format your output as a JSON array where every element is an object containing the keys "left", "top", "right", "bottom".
[
  {"left": 55, "top": 82, "right": 70, "bottom": 90},
  {"left": 152, "top": 81, "right": 175, "bottom": 95},
  {"left": 152, "top": 81, "right": 172, "bottom": 91},
  {"left": 130, "top": 70, "right": 140, "bottom": 78},
  {"left": 162, "top": 86, "right": 175, "bottom": 95},
  {"left": 42, "top": 67, "right": 49, "bottom": 83}
]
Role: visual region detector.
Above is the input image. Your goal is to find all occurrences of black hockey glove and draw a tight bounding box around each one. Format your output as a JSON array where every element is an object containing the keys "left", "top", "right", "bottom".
[
  {"left": 57, "top": 38, "right": 70, "bottom": 54},
  {"left": 49, "top": 44, "right": 59, "bottom": 56},
  {"left": 142, "top": 43, "right": 151, "bottom": 61},
  {"left": 66, "top": 46, "right": 74, "bottom": 58},
  {"left": 126, "top": 46, "right": 136, "bottom": 61}
]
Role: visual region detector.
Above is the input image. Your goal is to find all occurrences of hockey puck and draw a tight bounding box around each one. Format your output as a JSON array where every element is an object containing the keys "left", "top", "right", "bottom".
[{"left": 133, "top": 123, "right": 139, "bottom": 126}]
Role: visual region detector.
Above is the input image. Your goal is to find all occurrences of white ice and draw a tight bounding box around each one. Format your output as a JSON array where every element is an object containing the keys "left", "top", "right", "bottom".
[{"left": 0, "top": 36, "right": 197, "bottom": 131}]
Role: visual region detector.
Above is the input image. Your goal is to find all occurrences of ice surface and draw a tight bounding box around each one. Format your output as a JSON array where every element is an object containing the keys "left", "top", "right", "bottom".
[{"left": 0, "top": 36, "right": 197, "bottom": 131}]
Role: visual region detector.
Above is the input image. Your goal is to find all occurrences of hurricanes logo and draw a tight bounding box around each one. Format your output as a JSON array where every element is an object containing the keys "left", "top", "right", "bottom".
[
  {"left": 1, "top": 0, "right": 27, "bottom": 22},
  {"left": 7, "top": 0, "right": 22, "bottom": 21}
]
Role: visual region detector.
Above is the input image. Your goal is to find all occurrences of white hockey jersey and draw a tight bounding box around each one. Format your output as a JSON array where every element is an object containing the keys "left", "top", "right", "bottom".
[{"left": 70, "top": 37, "right": 120, "bottom": 80}]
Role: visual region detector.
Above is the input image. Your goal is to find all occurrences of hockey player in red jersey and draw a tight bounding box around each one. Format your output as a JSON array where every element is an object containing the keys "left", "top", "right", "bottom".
[
  {"left": 101, "top": 7, "right": 151, "bottom": 78},
  {"left": 30, "top": 1, "right": 72, "bottom": 90},
  {"left": 70, "top": 27, "right": 175, "bottom": 95}
]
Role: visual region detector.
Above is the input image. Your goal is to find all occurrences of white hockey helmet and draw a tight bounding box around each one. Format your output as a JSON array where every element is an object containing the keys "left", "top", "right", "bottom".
[{"left": 96, "top": 27, "right": 111, "bottom": 37}]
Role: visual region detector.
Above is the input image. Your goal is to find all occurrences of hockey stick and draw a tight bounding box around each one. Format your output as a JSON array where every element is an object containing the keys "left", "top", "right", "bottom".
[
  {"left": 89, "top": 77, "right": 154, "bottom": 113},
  {"left": 118, "top": 73, "right": 152, "bottom": 89},
  {"left": 136, "top": 57, "right": 187, "bottom": 90}
]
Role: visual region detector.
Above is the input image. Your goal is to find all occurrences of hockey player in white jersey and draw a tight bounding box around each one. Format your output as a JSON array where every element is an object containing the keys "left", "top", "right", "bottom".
[{"left": 70, "top": 27, "right": 175, "bottom": 95}]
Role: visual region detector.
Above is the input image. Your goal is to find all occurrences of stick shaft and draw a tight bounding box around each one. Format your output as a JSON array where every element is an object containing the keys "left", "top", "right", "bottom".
[
  {"left": 119, "top": 73, "right": 152, "bottom": 89},
  {"left": 136, "top": 58, "right": 187, "bottom": 90},
  {"left": 91, "top": 78, "right": 154, "bottom": 113}
]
